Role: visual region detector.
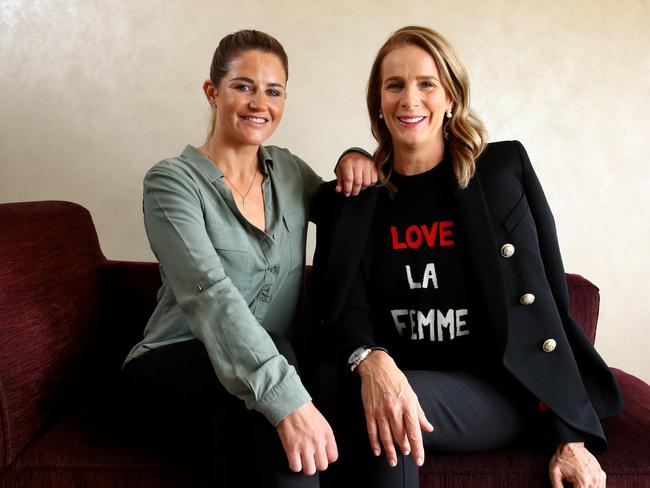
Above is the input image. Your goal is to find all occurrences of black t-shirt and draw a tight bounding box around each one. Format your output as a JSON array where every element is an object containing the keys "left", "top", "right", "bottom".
[{"left": 368, "top": 159, "right": 491, "bottom": 371}]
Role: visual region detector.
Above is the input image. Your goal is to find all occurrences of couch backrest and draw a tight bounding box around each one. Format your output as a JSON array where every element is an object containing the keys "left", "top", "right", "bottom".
[{"left": 0, "top": 201, "right": 104, "bottom": 468}]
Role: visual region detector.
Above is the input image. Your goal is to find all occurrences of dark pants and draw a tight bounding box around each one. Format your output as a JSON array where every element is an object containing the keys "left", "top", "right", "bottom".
[
  {"left": 122, "top": 334, "right": 319, "bottom": 488},
  {"left": 314, "top": 363, "right": 529, "bottom": 488}
]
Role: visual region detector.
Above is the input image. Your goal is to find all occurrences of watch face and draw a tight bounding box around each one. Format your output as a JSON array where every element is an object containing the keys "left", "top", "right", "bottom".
[{"left": 348, "top": 347, "right": 366, "bottom": 365}]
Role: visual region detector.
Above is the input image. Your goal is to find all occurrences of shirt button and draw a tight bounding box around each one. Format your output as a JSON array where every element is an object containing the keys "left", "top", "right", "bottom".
[
  {"left": 542, "top": 339, "right": 557, "bottom": 353},
  {"left": 272, "top": 233, "right": 276, "bottom": 239},
  {"left": 270, "top": 265, "right": 279, "bottom": 274},
  {"left": 196, "top": 284, "right": 204, "bottom": 292},
  {"left": 501, "top": 243, "right": 515, "bottom": 258},
  {"left": 520, "top": 293, "right": 535, "bottom": 305}
]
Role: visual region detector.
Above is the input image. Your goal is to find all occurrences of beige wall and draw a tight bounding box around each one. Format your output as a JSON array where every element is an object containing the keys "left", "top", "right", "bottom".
[{"left": 2, "top": 0, "right": 649, "bottom": 382}]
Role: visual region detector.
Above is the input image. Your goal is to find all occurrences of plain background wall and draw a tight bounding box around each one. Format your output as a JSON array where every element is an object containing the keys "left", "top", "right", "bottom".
[{"left": 2, "top": 0, "right": 649, "bottom": 382}]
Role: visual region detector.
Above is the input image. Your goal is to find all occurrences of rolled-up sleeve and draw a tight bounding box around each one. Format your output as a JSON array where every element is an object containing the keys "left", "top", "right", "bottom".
[{"left": 143, "top": 166, "right": 311, "bottom": 425}]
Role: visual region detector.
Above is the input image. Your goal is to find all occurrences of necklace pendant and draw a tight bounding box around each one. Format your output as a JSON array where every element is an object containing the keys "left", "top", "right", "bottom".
[{"left": 223, "top": 169, "right": 257, "bottom": 210}]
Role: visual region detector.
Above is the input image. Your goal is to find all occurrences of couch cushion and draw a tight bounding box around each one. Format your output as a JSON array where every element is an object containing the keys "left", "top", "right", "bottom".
[
  {"left": 3, "top": 409, "right": 202, "bottom": 488},
  {"left": 6, "top": 370, "right": 647, "bottom": 487},
  {"left": 0, "top": 201, "right": 103, "bottom": 468}
]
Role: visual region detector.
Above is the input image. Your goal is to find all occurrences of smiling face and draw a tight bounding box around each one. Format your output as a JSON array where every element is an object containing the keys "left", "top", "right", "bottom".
[
  {"left": 210, "top": 49, "right": 286, "bottom": 147},
  {"left": 380, "top": 44, "right": 453, "bottom": 162}
]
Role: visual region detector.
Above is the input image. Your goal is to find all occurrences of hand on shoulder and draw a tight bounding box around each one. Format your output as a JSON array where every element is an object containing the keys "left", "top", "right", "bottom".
[{"left": 335, "top": 150, "right": 377, "bottom": 197}]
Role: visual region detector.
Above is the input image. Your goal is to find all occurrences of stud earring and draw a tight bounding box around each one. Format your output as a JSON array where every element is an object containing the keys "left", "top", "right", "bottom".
[
  {"left": 446, "top": 109, "right": 452, "bottom": 118},
  {"left": 378, "top": 111, "right": 383, "bottom": 119}
]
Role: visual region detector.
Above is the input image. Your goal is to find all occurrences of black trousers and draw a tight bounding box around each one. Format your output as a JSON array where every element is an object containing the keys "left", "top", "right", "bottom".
[
  {"left": 313, "top": 363, "right": 530, "bottom": 488},
  {"left": 122, "top": 334, "right": 319, "bottom": 488}
]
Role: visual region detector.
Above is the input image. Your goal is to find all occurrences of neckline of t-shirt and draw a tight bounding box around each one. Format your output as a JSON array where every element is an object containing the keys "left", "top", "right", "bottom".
[{"left": 391, "top": 157, "right": 451, "bottom": 189}]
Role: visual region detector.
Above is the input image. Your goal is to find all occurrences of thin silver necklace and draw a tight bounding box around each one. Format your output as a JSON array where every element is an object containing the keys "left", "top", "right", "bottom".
[{"left": 223, "top": 169, "right": 258, "bottom": 208}]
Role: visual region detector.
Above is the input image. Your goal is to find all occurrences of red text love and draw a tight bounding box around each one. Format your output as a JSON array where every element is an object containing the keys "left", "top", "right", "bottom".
[{"left": 390, "top": 221, "right": 455, "bottom": 250}]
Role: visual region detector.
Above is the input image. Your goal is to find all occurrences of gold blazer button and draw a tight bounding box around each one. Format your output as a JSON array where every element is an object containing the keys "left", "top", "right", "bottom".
[
  {"left": 520, "top": 293, "right": 535, "bottom": 305},
  {"left": 542, "top": 339, "right": 557, "bottom": 353},
  {"left": 501, "top": 243, "right": 515, "bottom": 258}
]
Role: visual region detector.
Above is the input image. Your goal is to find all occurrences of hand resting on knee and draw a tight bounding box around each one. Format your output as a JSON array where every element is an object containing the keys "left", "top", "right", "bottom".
[{"left": 276, "top": 401, "right": 339, "bottom": 476}]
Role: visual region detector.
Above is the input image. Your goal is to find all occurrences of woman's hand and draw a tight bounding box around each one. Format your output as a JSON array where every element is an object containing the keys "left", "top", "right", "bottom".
[
  {"left": 276, "top": 401, "right": 338, "bottom": 476},
  {"left": 357, "top": 351, "right": 434, "bottom": 467},
  {"left": 335, "top": 151, "right": 378, "bottom": 196},
  {"left": 549, "top": 442, "right": 606, "bottom": 488}
]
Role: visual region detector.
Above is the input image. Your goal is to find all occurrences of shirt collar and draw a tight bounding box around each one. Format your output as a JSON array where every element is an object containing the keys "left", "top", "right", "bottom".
[{"left": 179, "top": 145, "right": 275, "bottom": 182}]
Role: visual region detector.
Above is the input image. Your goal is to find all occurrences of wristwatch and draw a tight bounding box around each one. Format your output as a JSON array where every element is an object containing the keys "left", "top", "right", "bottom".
[{"left": 347, "top": 346, "right": 387, "bottom": 372}]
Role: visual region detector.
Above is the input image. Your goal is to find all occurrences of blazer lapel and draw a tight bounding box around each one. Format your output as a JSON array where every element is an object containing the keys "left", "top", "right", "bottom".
[{"left": 453, "top": 174, "right": 509, "bottom": 351}]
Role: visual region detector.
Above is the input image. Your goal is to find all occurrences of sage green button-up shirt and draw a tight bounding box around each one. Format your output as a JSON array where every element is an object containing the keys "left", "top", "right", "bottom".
[{"left": 124, "top": 144, "right": 323, "bottom": 425}]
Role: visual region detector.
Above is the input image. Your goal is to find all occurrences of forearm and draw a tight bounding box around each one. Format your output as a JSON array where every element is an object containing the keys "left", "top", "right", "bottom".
[{"left": 186, "top": 278, "right": 311, "bottom": 425}]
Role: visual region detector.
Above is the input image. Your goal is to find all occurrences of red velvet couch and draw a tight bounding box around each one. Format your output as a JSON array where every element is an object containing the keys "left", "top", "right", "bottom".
[{"left": 1, "top": 200, "right": 649, "bottom": 488}]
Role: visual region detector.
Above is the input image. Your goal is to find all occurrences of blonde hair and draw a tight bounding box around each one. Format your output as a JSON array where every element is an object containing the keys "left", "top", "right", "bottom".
[{"left": 367, "top": 26, "right": 487, "bottom": 190}]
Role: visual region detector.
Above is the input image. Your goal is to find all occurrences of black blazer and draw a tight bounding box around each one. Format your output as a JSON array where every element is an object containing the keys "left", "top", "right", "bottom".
[{"left": 312, "top": 140, "right": 623, "bottom": 450}]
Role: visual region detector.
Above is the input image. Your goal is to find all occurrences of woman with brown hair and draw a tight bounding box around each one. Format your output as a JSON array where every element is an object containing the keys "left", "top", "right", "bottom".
[
  {"left": 312, "top": 26, "right": 622, "bottom": 488},
  {"left": 122, "top": 29, "right": 374, "bottom": 487}
]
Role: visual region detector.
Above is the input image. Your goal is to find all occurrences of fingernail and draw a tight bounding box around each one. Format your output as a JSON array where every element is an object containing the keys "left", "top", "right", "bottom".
[
  {"left": 403, "top": 450, "right": 410, "bottom": 456},
  {"left": 389, "top": 459, "right": 397, "bottom": 467},
  {"left": 345, "top": 193, "right": 350, "bottom": 197},
  {"left": 373, "top": 449, "right": 380, "bottom": 456},
  {"left": 416, "top": 457, "right": 424, "bottom": 466}
]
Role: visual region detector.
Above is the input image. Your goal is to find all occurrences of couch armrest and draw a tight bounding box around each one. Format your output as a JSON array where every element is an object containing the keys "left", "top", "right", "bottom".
[{"left": 0, "top": 201, "right": 104, "bottom": 469}]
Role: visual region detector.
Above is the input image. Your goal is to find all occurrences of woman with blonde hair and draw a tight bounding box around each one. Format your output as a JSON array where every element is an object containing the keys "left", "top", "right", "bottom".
[{"left": 313, "top": 26, "right": 622, "bottom": 488}]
